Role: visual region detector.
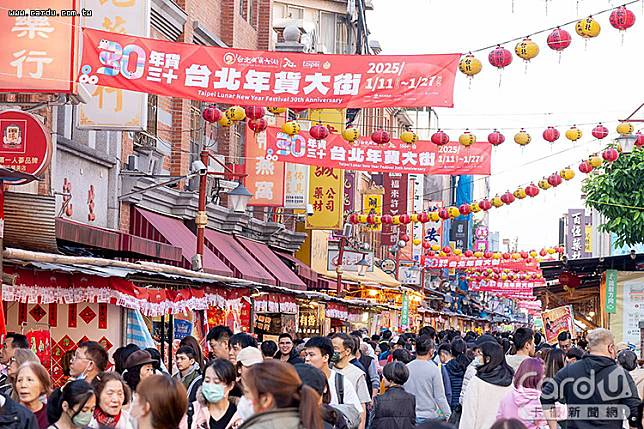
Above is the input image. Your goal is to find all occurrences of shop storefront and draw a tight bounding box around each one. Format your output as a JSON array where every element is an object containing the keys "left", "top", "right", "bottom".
[{"left": 252, "top": 293, "right": 298, "bottom": 341}]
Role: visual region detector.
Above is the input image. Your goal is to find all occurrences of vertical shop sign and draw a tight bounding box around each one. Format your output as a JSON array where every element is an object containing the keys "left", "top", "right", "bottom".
[
  {"left": 306, "top": 167, "right": 344, "bottom": 229},
  {"left": 283, "top": 163, "right": 309, "bottom": 209},
  {"left": 343, "top": 171, "right": 355, "bottom": 214},
  {"left": 423, "top": 200, "right": 444, "bottom": 248},
  {"left": 247, "top": 128, "right": 285, "bottom": 206},
  {"left": 382, "top": 173, "right": 408, "bottom": 246},
  {"left": 566, "top": 209, "right": 590, "bottom": 260},
  {"left": 605, "top": 269, "right": 617, "bottom": 314},
  {"left": 400, "top": 292, "right": 409, "bottom": 329},
  {"left": 362, "top": 194, "right": 382, "bottom": 231},
  {"left": 78, "top": 0, "right": 149, "bottom": 130},
  {"left": 411, "top": 174, "right": 424, "bottom": 262}
]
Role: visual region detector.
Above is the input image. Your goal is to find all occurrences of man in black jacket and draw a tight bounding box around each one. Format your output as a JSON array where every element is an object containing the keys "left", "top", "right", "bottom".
[
  {"left": 541, "top": 328, "right": 640, "bottom": 429},
  {"left": 0, "top": 394, "right": 38, "bottom": 429},
  {"left": 275, "top": 333, "right": 303, "bottom": 365}
]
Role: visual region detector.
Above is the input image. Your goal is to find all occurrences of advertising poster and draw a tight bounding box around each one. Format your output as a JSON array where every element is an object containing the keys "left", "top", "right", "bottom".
[
  {"left": 542, "top": 306, "right": 575, "bottom": 344},
  {"left": 306, "top": 167, "right": 343, "bottom": 229}
]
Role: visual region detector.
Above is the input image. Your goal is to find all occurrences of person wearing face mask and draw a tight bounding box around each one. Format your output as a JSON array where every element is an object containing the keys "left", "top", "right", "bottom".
[
  {"left": 15, "top": 362, "right": 52, "bottom": 429},
  {"left": 89, "top": 372, "right": 133, "bottom": 429},
  {"left": 180, "top": 359, "right": 240, "bottom": 429},
  {"left": 130, "top": 375, "right": 187, "bottom": 429},
  {"left": 47, "top": 380, "right": 96, "bottom": 429},
  {"left": 330, "top": 334, "right": 370, "bottom": 429},
  {"left": 459, "top": 334, "right": 497, "bottom": 406}
]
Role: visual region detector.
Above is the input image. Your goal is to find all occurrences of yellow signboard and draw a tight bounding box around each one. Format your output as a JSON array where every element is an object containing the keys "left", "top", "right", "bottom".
[
  {"left": 362, "top": 194, "right": 383, "bottom": 231},
  {"left": 306, "top": 167, "right": 344, "bottom": 230},
  {"left": 585, "top": 225, "right": 593, "bottom": 253}
]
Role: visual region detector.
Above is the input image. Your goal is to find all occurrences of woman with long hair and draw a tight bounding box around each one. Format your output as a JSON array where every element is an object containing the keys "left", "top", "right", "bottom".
[
  {"left": 89, "top": 372, "right": 133, "bottom": 429},
  {"left": 496, "top": 358, "right": 546, "bottom": 429},
  {"left": 459, "top": 342, "right": 514, "bottom": 429},
  {"left": 238, "top": 360, "right": 322, "bottom": 429},
  {"left": 48, "top": 380, "right": 96, "bottom": 429},
  {"left": 16, "top": 362, "right": 52, "bottom": 429},
  {"left": 130, "top": 375, "right": 187, "bottom": 429},
  {"left": 544, "top": 349, "right": 565, "bottom": 380}
]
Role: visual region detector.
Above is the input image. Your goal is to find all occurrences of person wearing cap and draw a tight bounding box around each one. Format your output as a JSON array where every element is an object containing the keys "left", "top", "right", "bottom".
[
  {"left": 458, "top": 334, "right": 497, "bottom": 405},
  {"left": 293, "top": 363, "right": 348, "bottom": 429},
  {"left": 122, "top": 350, "right": 157, "bottom": 393},
  {"left": 235, "top": 347, "right": 263, "bottom": 378},
  {"left": 174, "top": 346, "right": 203, "bottom": 404}
]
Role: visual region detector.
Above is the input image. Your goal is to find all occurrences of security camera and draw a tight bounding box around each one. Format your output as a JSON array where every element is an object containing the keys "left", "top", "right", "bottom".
[
  {"left": 192, "top": 160, "right": 207, "bottom": 176},
  {"left": 306, "top": 203, "right": 314, "bottom": 216}
]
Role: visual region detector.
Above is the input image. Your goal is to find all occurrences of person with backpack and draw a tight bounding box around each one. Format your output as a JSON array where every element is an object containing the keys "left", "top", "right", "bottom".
[
  {"left": 331, "top": 334, "right": 371, "bottom": 429},
  {"left": 304, "top": 337, "right": 362, "bottom": 429}
]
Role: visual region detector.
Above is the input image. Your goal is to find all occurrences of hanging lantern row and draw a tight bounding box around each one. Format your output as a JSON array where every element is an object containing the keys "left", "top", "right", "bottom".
[
  {"left": 459, "top": 6, "right": 636, "bottom": 82},
  {"left": 421, "top": 244, "right": 563, "bottom": 260}
]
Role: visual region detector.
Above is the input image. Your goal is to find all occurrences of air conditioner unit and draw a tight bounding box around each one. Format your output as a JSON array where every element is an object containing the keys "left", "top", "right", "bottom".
[{"left": 126, "top": 154, "right": 138, "bottom": 171}]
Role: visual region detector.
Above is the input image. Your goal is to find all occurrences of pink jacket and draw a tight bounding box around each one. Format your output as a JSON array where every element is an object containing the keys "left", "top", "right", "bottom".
[{"left": 496, "top": 386, "right": 547, "bottom": 429}]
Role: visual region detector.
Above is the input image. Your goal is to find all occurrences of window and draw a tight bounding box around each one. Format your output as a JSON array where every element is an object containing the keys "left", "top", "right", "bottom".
[
  {"left": 248, "top": 0, "right": 256, "bottom": 27},
  {"left": 273, "top": 4, "right": 286, "bottom": 18},
  {"left": 147, "top": 95, "right": 158, "bottom": 136},
  {"left": 190, "top": 99, "right": 202, "bottom": 146},
  {"left": 319, "top": 11, "right": 336, "bottom": 53},
  {"left": 287, "top": 5, "right": 304, "bottom": 19},
  {"left": 335, "top": 16, "right": 349, "bottom": 54}
]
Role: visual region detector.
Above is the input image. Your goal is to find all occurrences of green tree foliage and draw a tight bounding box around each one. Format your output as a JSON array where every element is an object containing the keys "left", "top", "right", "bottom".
[{"left": 583, "top": 148, "right": 644, "bottom": 247}]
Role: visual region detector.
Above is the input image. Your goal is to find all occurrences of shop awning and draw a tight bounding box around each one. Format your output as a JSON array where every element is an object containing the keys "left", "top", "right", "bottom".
[
  {"left": 132, "top": 208, "right": 233, "bottom": 277},
  {"left": 236, "top": 237, "right": 306, "bottom": 290},
  {"left": 204, "top": 229, "right": 276, "bottom": 285},
  {"left": 276, "top": 252, "right": 318, "bottom": 288},
  {"left": 314, "top": 266, "right": 400, "bottom": 288}
]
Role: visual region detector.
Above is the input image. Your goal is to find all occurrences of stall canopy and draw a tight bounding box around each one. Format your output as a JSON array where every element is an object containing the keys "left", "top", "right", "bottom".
[
  {"left": 131, "top": 208, "right": 233, "bottom": 277},
  {"left": 311, "top": 258, "right": 400, "bottom": 288},
  {"left": 236, "top": 236, "right": 306, "bottom": 290},
  {"left": 204, "top": 228, "right": 276, "bottom": 285},
  {"left": 277, "top": 252, "right": 318, "bottom": 289}
]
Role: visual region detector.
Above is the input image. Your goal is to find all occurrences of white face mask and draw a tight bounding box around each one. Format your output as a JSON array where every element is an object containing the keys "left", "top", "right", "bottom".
[
  {"left": 236, "top": 396, "right": 255, "bottom": 421},
  {"left": 474, "top": 356, "right": 483, "bottom": 367}
]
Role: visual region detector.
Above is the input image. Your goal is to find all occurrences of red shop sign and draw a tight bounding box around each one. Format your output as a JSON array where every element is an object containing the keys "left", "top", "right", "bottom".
[
  {"left": 0, "top": 110, "right": 52, "bottom": 184},
  {"left": 80, "top": 28, "right": 460, "bottom": 109}
]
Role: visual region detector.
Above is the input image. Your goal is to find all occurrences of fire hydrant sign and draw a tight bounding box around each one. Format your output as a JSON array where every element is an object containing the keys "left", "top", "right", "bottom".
[
  {"left": 79, "top": 28, "right": 460, "bottom": 108},
  {"left": 0, "top": 110, "right": 52, "bottom": 184}
]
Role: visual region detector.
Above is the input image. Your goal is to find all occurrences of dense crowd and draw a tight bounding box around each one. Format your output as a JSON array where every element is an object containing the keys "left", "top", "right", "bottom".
[{"left": 0, "top": 326, "right": 642, "bottom": 429}]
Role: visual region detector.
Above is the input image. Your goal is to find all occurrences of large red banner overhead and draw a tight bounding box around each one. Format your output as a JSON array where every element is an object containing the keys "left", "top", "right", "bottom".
[
  {"left": 266, "top": 128, "right": 492, "bottom": 175},
  {"left": 79, "top": 28, "right": 460, "bottom": 108},
  {"left": 423, "top": 256, "right": 540, "bottom": 271}
]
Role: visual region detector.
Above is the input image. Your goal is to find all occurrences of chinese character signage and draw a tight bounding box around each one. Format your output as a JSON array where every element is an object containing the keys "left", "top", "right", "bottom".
[
  {"left": 605, "top": 269, "right": 617, "bottom": 314},
  {"left": 78, "top": 0, "right": 149, "bottom": 130},
  {"left": 327, "top": 247, "right": 374, "bottom": 272},
  {"left": 382, "top": 174, "right": 408, "bottom": 246},
  {"left": 266, "top": 127, "right": 492, "bottom": 175},
  {"left": 362, "top": 193, "right": 382, "bottom": 231},
  {"left": 306, "top": 167, "right": 343, "bottom": 229},
  {"left": 411, "top": 175, "right": 424, "bottom": 262},
  {"left": 0, "top": 0, "right": 78, "bottom": 93},
  {"left": 424, "top": 256, "right": 541, "bottom": 272},
  {"left": 400, "top": 292, "right": 409, "bottom": 329},
  {"left": 284, "top": 163, "right": 308, "bottom": 209},
  {"left": 246, "top": 125, "right": 285, "bottom": 206},
  {"left": 566, "top": 209, "right": 591, "bottom": 260},
  {"left": 542, "top": 305, "right": 575, "bottom": 344},
  {"left": 343, "top": 171, "right": 355, "bottom": 214},
  {"left": 0, "top": 110, "right": 52, "bottom": 183},
  {"left": 423, "top": 200, "right": 444, "bottom": 250},
  {"left": 450, "top": 219, "right": 470, "bottom": 251},
  {"left": 80, "top": 28, "right": 459, "bottom": 108}
]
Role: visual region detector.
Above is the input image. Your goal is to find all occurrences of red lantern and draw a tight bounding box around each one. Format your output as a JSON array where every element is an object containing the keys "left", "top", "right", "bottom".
[
  {"left": 418, "top": 212, "right": 430, "bottom": 223},
  {"left": 542, "top": 126, "right": 560, "bottom": 143},
  {"left": 202, "top": 106, "right": 222, "bottom": 123},
  {"left": 348, "top": 213, "right": 359, "bottom": 224},
  {"left": 539, "top": 249, "right": 547, "bottom": 257},
  {"left": 464, "top": 250, "right": 474, "bottom": 257},
  {"left": 484, "top": 251, "right": 493, "bottom": 259},
  {"left": 438, "top": 208, "right": 450, "bottom": 220},
  {"left": 525, "top": 183, "right": 540, "bottom": 197},
  {"left": 244, "top": 106, "right": 266, "bottom": 120},
  {"left": 371, "top": 129, "right": 391, "bottom": 145},
  {"left": 400, "top": 234, "right": 410, "bottom": 242},
  {"left": 443, "top": 246, "right": 452, "bottom": 254},
  {"left": 459, "top": 204, "right": 471, "bottom": 215},
  {"left": 421, "top": 241, "right": 431, "bottom": 250},
  {"left": 247, "top": 118, "right": 268, "bottom": 133},
  {"left": 557, "top": 246, "right": 566, "bottom": 254},
  {"left": 502, "top": 252, "right": 511, "bottom": 260},
  {"left": 548, "top": 173, "right": 563, "bottom": 187},
  {"left": 500, "top": 191, "right": 515, "bottom": 205},
  {"left": 310, "top": 124, "right": 330, "bottom": 141},
  {"left": 399, "top": 214, "right": 411, "bottom": 224},
  {"left": 546, "top": 28, "right": 572, "bottom": 51},
  {"left": 609, "top": 6, "right": 636, "bottom": 31},
  {"left": 381, "top": 214, "right": 393, "bottom": 224},
  {"left": 602, "top": 147, "right": 619, "bottom": 162},
  {"left": 579, "top": 160, "right": 594, "bottom": 174},
  {"left": 520, "top": 251, "right": 529, "bottom": 259},
  {"left": 487, "top": 129, "right": 505, "bottom": 146},
  {"left": 592, "top": 123, "right": 609, "bottom": 139},
  {"left": 366, "top": 213, "right": 376, "bottom": 224},
  {"left": 488, "top": 45, "right": 513, "bottom": 69},
  {"left": 636, "top": 132, "right": 644, "bottom": 147},
  {"left": 431, "top": 130, "right": 449, "bottom": 146},
  {"left": 479, "top": 199, "right": 492, "bottom": 211}
]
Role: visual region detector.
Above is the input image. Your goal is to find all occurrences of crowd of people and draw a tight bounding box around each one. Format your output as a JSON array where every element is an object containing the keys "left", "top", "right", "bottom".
[{"left": 0, "top": 326, "right": 642, "bottom": 429}]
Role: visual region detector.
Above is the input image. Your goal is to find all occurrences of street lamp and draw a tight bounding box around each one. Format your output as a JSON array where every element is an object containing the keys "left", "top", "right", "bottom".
[
  {"left": 616, "top": 134, "right": 637, "bottom": 154},
  {"left": 356, "top": 254, "right": 370, "bottom": 277},
  {"left": 226, "top": 182, "right": 253, "bottom": 213}
]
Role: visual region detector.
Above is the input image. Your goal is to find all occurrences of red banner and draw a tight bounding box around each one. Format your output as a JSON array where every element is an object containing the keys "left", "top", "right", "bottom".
[
  {"left": 382, "top": 173, "right": 408, "bottom": 246},
  {"left": 469, "top": 280, "right": 543, "bottom": 291},
  {"left": 424, "top": 256, "right": 539, "bottom": 271},
  {"left": 266, "top": 127, "right": 492, "bottom": 175},
  {"left": 80, "top": 28, "right": 459, "bottom": 108}
]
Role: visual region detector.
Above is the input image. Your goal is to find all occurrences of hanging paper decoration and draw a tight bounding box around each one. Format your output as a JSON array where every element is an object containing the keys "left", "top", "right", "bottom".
[
  {"left": 225, "top": 106, "right": 246, "bottom": 121},
  {"left": 400, "top": 130, "right": 418, "bottom": 144},
  {"left": 579, "top": 160, "right": 594, "bottom": 173},
  {"left": 575, "top": 16, "right": 601, "bottom": 39},
  {"left": 525, "top": 183, "right": 540, "bottom": 197},
  {"left": 565, "top": 125, "right": 583, "bottom": 142},
  {"left": 547, "top": 27, "right": 572, "bottom": 53},
  {"left": 609, "top": 6, "right": 636, "bottom": 32},
  {"left": 342, "top": 126, "right": 360, "bottom": 142},
  {"left": 218, "top": 115, "right": 234, "bottom": 127},
  {"left": 589, "top": 155, "right": 603, "bottom": 168},
  {"left": 617, "top": 122, "right": 634, "bottom": 135},
  {"left": 560, "top": 167, "right": 575, "bottom": 180},
  {"left": 479, "top": 199, "right": 492, "bottom": 211},
  {"left": 548, "top": 173, "right": 563, "bottom": 187},
  {"left": 515, "top": 38, "right": 539, "bottom": 68},
  {"left": 592, "top": 123, "right": 609, "bottom": 139},
  {"left": 245, "top": 106, "right": 266, "bottom": 120},
  {"left": 500, "top": 191, "right": 516, "bottom": 205},
  {"left": 489, "top": 45, "right": 512, "bottom": 86},
  {"left": 310, "top": 124, "right": 330, "bottom": 141},
  {"left": 458, "top": 53, "right": 483, "bottom": 83},
  {"left": 431, "top": 130, "right": 450, "bottom": 146},
  {"left": 635, "top": 131, "right": 644, "bottom": 147},
  {"left": 282, "top": 121, "right": 301, "bottom": 136},
  {"left": 542, "top": 126, "right": 560, "bottom": 143},
  {"left": 459, "top": 130, "right": 476, "bottom": 147},
  {"left": 202, "top": 106, "right": 222, "bottom": 123},
  {"left": 602, "top": 147, "right": 619, "bottom": 162},
  {"left": 488, "top": 129, "right": 505, "bottom": 146},
  {"left": 491, "top": 196, "right": 504, "bottom": 208},
  {"left": 267, "top": 107, "right": 287, "bottom": 114},
  {"left": 381, "top": 214, "right": 393, "bottom": 224},
  {"left": 514, "top": 128, "right": 532, "bottom": 146},
  {"left": 247, "top": 118, "right": 268, "bottom": 133},
  {"left": 459, "top": 204, "right": 471, "bottom": 215},
  {"left": 538, "top": 178, "right": 552, "bottom": 190},
  {"left": 371, "top": 129, "right": 391, "bottom": 145}
]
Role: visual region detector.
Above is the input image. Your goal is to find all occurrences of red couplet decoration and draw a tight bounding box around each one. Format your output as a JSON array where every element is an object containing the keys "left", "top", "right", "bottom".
[
  {"left": 459, "top": 204, "right": 471, "bottom": 215},
  {"left": 431, "top": 130, "right": 450, "bottom": 146},
  {"left": 310, "top": 124, "right": 330, "bottom": 140},
  {"left": 592, "top": 123, "right": 609, "bottom": 139},
  {"left": 371, "top": 129, "right": 391, "bottom": 145},
  {"left": 525, "top": 183, "right": 540, "bottom": 197},
  {"left": 546, "top": 28, "right": 572, "bottom": 51},
  {"left": 548, "top": 173, "right": 563, "bottom": 187},
  {"left": 543, "top": 126, "right": 560, "bottom": 143},
  {"left": 247, "top": 118, "right": 268, "bottom": 133},
  {"left": 438, "top": 208, "right": 450, "bottom": 220},
  {"left": 635, "top": 131, "right": 644, "bottom": 147},
  {"left": 488, "top": 129, "right": 505, "bottom": 146},
  {"left": 609, "top": 6, "right": 636, "bottom": 31},
  {"left": 602, "top": 147, "right": 619, "bottom": 162},
  {"left": 202, "top": 106, "right": 222, "bottom": 123},
  {"left": 245, "top": 106, "right": 266, "bottom": 120},
  {"left": 479, "top": 199, "right": 492, "bottom": 211},
  {"left": 500, "top": 191, "right": 516, "bottom": 205},
  {"left": 488, "top": 45, "right": 513, "bottom": 69},
  {"left": 381, "top": 214, "right": 393, "bottom": 224},
  {"left": 348, "top": 213, "right": 360, "bottom": 224},
  {"left": 418, "top": 212, "right": 430, "bottom": 223},
  {"left": 399, "top": 214, "right": 411, "bottom": 224},
  {"left": 579, "top": 160, "right": 594, "bottom": 173}
]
